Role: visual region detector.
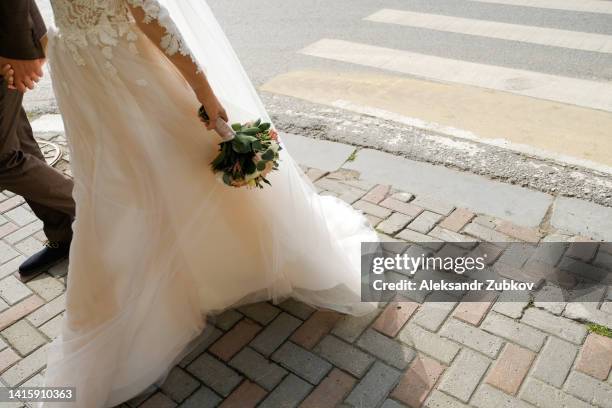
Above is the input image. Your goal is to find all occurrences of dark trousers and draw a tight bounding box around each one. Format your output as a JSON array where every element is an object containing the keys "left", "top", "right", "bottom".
[{"left": 0, "top": 78, "right": 75, "bottom": 242}]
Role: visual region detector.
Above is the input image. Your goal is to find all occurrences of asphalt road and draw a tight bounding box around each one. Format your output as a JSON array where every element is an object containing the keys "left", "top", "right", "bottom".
[{"left": 29, "top": 0, "right": 612, "bottom": 205}]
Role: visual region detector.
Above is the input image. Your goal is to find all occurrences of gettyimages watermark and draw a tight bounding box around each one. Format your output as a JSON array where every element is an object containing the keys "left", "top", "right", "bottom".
[{"left": 361, "top": 241, "right": 612, "bottom": 303}]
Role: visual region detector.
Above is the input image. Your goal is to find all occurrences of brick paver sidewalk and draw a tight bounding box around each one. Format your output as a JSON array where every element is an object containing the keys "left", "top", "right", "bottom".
[{"left": 0, "top": 132, "right": 611, "bottom": 408}]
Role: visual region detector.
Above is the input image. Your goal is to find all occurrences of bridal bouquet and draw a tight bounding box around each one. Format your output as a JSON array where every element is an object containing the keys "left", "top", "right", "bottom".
[{"left": 199, "top": 106, "right": 281, "bottom": 188}]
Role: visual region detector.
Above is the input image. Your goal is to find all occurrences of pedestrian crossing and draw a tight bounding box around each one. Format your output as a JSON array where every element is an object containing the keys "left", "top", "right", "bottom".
[
  {"left": 365, "top": 9, "right": 612, "bottom": 54},
  {"left": 262, "top": 0, "right": 612, "bottom": 169},
  {"left": 469, "top": 0, "right": 612, "bottom": 15},
  {"left": 300, "top": 39, "right": 612, "bottom": 112}
]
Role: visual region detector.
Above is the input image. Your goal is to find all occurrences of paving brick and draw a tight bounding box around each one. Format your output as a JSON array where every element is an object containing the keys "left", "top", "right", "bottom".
[
  {"left": 481, "top": 312, "right": 546, "bottom": 352},
  {"left": 345, "top": 361, "right": 401, "bottom": 408},
  {"left": 410, "top": 196, "right": 454, "bottom": 216},
  {"left": 463, "top": 223, "right": 514, "bottom": 243},
  {"left": 278, "top": 298, "right": 315, "bottom": 320},
  {"left": 520, "top": 377, "right": 592, "bottom": 408},
  {"left": 0, "top": 347, "right": 20, "bottom": 373},
  {"left": 238, "top": 302, "right": 280, "bottom": 325},
  {"left": 4, "top": 206, "right": 36, "bottom": 226},
  {"left": 290, "top": 310, "right": 341, "bottom": 350},
  {"left": 382, "top": 399, "right": 409, "bottom": 408},
  {"left": 300, "top": 368, "right": 357, "bottom": 408},
  {"left": 178, "top": 327, "right": 223, "bottom": 367},
  {"left": 187, "top": 353, "right": 242, "bottom": 397},
  {"left": 314, "top": 335, "right": 375, "bottom": 378},
  {"left": 363, "top": 184, "right": 390, "bottom": 204},
  {"left": 530, "top": 337, "right": 577, "bottom": 388},
  {"left": 440, "top": 319, "right": 504, "bottom": 358},
  {"left": 452, "top": 291, "right": 497, "bottom": 326},
  {"left": 471, "top": 384, "right": 535, "bottom": 408},
  {"left": 209, "top": 319, "right": 261, "bottom": 361},
  {"left": 0, "top": 295, "right": 44, "bottom": 331},
  {"left": 495, "top": 221, "right": 542, "bottom": 242},
  {"left": 377, "top": 213, "right": 415, "bottom": 235},
  {"left": 140, "top": 392, "right": 176, "bottom": 408},
  {"left": 15, "top": 237, "right": 43, "bottom": 257},
  {"left": 0, "top": 343, "right": 47, "bottom": 386},
  {"left": 407, "top": 211, "right": 443, "bottom": 234},
  {"left": 425, "top": 390, "right": 469, "bottom": 408},
  {"left": 438, "top": 348, "right": 490, "bottom": 402},
  {"left": 565, "top": 240, "right": 599, "bottom": 262},
  {"left": 1, "top": 320, "right": 46, "bottom": 356},
  {"left": 219, "top": 380, "right": 267, "bottom": 408},
  {"left": 564, "top": 302, "right": 612, "bottom": 329},
  {"left": 485, "top": 343, "right": 535, "bottom": 395},
  {"left": 354, "top": 200, "right": 393, "bottom": 219},
  {"left": 410, "top": 294, "right": 457, "bottom": 332},
  {"left": 439, "top": 208, "right": 475, "bottom": 233},
  {"left": 533, "top": 283, "right": 566, "bottom": 315},
  {"left": 595, "top": 250, "right": 612, "bottom": 270},
  {"left": 179, "top": 386, "right": 222, "bottom": 408},
  {"left": 428, "top": 227, "right": 477, "bottom": 249},
  {"left": 372, "top": 299, "right": 419, "bottom": 338},
  {"left": 0, "top": 240, "right": 19, "bottom": 264},
  {"left": 575, "top": 333, "right": 612, "bottom": 380},
  {"left": 390, "top": 192, "right": 414, "bottom": 203},
  {"left": 271, "top": 341, "right": 331, "bottom": 384},
  {"left": 365, "top": 214, "right": 382, "bottom": 227},
  {"left": 159, "top": 367, "right": 199, "bottom": 403},
  {"left": 564, "top": 370, "right": 612, "bottom": 408},
  {"left": 4, "top": 221, "right": 43, "bottom": 245},
  {"left": 0, "top": 275, "right": 33, "bottom": 305},
  {"left": 0, "top": 196, "right": 25, "bottom": 213},
  {"left": 331, "top": 309, "right": 380, "bottom": 343},
  {"left": 357, "top": 329, "right": 416, "bottom": 370},
  {"left": 380, "top": 198, "right": 423, "bottom": 218},
  {"left": 521, "top": 308, "right": 587, "bottom": 344},
  {"left": 391, "top": 354, "right": 445, "bottom": 408},
  {"left": 214, "top": 309, "right": 243, "bottom": 331},
  {"left": 396, "top": 229, "right": 444, "bottom": 250},
  {"left": 228, "top": 347, "right": 286, "bottom": 391},
  {"left": 258, "top": 374, "right": 312, "bottom": 408},
  {"left": 0, "top": 256, "right": 24, "bottom": 280},
  {"left": 397, "top": 323, "right": 460, "bottom": 365},
  {"left": 491, "top": 290, "right": 530, "bottom": 319},
  {"left": 250, "top": 312, "right": 301, "bottom": 356},
  {"left": 25, "top": 274, "right": 64, "bottom": 302}
]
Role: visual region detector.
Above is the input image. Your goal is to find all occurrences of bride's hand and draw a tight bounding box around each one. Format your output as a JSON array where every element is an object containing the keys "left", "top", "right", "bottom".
[{"left": 195, "top": 87, "right": 228, "bottom": 131}]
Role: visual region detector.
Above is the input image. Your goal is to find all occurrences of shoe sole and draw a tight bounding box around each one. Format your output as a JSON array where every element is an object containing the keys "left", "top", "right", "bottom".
[{"left": 18, "top": 256, "right": 68, "bottom": 283}]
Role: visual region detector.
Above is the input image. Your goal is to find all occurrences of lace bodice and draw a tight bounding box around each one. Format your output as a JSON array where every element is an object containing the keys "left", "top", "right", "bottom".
[{"left": 50, "top": 0, "right": 193, "bottom": 73}]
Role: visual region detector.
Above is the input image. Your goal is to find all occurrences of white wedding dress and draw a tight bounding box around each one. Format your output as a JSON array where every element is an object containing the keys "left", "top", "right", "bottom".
[{"left": 43, "top": 0, "right": 377, "bottom": 406}]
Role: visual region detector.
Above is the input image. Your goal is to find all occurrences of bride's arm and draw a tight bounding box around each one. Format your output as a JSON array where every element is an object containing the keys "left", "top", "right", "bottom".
[{"left": 126, "top": 1, "right": 227, "bottom": 129}]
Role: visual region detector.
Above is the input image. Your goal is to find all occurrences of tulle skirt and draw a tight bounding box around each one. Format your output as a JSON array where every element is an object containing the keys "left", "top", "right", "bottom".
[{"left": 42, "top": 26, "right": 377, "bottom": 407}]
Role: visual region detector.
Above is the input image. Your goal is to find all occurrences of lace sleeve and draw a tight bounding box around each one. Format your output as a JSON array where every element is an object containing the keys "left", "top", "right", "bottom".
[{"left": 125, "top": 0, "right": 199, "bottom": 68}]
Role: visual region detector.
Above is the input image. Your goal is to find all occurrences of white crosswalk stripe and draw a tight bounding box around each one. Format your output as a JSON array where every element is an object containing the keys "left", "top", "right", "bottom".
[
  {"left": 365, "top": 9, "right": 612, "bottom": 54},
  {"left": 469, "top": 0, "right": 612, "bottom": 15},
  {"left": 300, "top": 39, "right": 612, "bottom": 112}
]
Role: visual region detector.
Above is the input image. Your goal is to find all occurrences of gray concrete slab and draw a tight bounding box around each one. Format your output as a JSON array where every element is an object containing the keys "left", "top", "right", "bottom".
[
  {"left": 344, "top": 148, "right": 552, "bottom": 227},
  {"left": 551, "top": 197, "right": 612, "bottom": 242},
  {"left": 280, "top": 132, "right": 354, "bottom": 172}
]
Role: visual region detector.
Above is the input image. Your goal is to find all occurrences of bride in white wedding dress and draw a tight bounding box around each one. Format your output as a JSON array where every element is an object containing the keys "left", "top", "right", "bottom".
[{"left": 42, "top": 0, "right": 378, "bottom": 406}]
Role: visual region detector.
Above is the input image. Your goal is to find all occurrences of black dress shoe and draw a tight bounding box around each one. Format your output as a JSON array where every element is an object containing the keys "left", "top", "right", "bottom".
[{"left": 19, "top": 241, "right": 71, "bottom": 282}]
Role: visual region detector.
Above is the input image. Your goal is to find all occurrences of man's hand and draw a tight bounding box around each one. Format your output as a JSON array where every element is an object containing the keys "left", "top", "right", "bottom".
[{"left": 0, "top": 57, "right": 45, "bottom": 93}]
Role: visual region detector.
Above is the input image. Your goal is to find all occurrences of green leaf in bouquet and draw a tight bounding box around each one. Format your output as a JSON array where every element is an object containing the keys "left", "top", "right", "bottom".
[
  {"left": 232, "top": 134, "right": 256, "bottom": 153},
  {"left": 262, "top": 177, "right": 272, "bottom": 186},
  {"left": 258, "top": 122, "right": 271, "bottom": 131},
  {"left": 251, "top": 140, "right": 263, "bottom": 151},
  {"left": 231, "top": 123, "right": 242, "bottom": 131},
  {"left": 241, "top": 127, "right": 262, "bottom": 135},
  {"left": 244, "top": 159, "right": 256, "bottom": 174},
  {"left": 222, "top": 173, "right": 232, "bottom": 186},
  {"left": 261, "top": 148, "right": 275, "bottom": 161},
  {"left": 253, "top": 119, "right": 261, "bottom": 127},
  {"left": 256, "top": 160, "right": 267, "bottom": 171}
]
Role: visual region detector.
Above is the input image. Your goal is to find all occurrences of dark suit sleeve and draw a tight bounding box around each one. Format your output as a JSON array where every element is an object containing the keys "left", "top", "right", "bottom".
[{"left": 0, "top": 0, "right": 47, "bottom": 60}]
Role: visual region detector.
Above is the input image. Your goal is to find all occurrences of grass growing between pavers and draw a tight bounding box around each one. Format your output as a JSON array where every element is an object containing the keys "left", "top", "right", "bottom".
[
  {"left": 587, "top": 323, "right": 612, "bottom": 339},
  {"left": 346, "top": 148, "right": 358, "bottom": 162}
]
